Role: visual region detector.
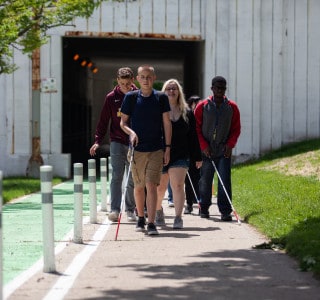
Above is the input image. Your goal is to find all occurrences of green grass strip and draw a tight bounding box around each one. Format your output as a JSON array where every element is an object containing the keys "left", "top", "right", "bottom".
[{"left": 232, "top": 138, "right": 320, "bottom": 277}]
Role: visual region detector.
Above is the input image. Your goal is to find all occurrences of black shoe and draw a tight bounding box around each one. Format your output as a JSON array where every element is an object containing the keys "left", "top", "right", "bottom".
[
  {"left": 221, "top": 214, "right": 232, "bottom": 221},
  {"left": 135, "top": 217, "right": 146, "bottom": 232},
  {"left": 184, "top": 205, "right": 193, "bottom": 214},
  {"left": 200, "top": 209, "right": 209, "bottom": 218},
  {"left": 147, "top": 223, "right": 159, "bottom": 235}
]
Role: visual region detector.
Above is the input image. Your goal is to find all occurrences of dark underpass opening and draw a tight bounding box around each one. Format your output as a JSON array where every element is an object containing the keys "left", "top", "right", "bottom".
[{"left": 62, "top": 37, "right": 204, "bottom": 174}]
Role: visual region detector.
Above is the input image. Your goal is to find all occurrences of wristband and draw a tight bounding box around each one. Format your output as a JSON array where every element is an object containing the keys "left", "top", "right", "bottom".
[{"left": 165, "top": 145, "right": 171, "bottom": 148}]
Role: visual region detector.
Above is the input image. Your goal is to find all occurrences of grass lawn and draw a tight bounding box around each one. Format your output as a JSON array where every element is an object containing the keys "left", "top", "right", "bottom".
[
  {"left": 2, "top": 177, "right": 64, "bottom": 204},
  {"left": 232, "top": 138, "right": 320, "bottom": 278}
]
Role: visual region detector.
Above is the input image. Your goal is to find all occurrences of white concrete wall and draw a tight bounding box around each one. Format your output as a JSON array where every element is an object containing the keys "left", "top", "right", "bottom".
[
  {"left": 0, "top": 49, "right": 33, "bottom": 176},
  {"left": 204, "top": 0, "right": 320, "bottom": 158},
  {"left": 1, "top": 0, "right": 320, "bottom": 176}
]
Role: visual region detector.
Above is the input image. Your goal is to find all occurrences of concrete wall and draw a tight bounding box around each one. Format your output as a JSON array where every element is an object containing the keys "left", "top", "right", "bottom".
[{"left": 1, "top": 0, "right": 320, "bottom": 176}]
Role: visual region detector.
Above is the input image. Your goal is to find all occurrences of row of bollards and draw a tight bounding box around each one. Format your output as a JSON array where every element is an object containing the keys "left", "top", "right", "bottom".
[
  {"left": 40, "top": 158, "right": 110, "bottom": 273},
  {"left": 0, "top": 156, "right": 111, "bottom": 296}
]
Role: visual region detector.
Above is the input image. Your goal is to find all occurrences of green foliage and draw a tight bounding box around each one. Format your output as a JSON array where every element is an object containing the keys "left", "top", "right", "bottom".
[
  {"left": 233, "top": 139, "right": 320, "bottom": 277},
  {"left": 285, "top": 218, "right": 320, "bottom": 273},
  {"left": 2, "top": 176, "right": 63, "bottom": 203},
  {"left": 0, "top": 0, "right": 104, "bottom": 74}
]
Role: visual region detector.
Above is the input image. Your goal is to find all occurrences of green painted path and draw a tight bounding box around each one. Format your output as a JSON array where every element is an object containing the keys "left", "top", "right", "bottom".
[{"left": 3, "top": 180, "right": 104, "bottom": 285}]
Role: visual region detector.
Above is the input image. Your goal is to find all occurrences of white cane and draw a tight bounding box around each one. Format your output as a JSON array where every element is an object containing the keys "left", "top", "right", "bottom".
[
  {"left": 186, "top": 171, "right": 201, "bottom": 212},
  {"left": 115, "top": 147, "right": 134, "bottom": 240},
  {"left": 210, "top": 159, "right": 241, "bottom": 224}
]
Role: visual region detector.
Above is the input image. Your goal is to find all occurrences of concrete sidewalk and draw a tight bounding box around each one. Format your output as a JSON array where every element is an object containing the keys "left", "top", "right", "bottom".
[{"left": 4, "top": 190, "right": 320, "bottom": 299}]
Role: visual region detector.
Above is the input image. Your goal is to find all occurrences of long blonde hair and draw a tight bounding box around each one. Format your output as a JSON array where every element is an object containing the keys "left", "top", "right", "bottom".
[{"left": 162, "top": 79, "right": 189, "bottom": 123}]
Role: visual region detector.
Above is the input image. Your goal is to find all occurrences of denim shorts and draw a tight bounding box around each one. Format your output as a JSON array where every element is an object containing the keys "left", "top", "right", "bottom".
[{"left": 162, "top": 159, "right": 189, "bottom": 173}]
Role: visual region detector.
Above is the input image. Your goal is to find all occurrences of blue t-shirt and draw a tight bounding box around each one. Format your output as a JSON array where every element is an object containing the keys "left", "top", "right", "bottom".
[{"left": 121, "top": 90, "right": 170, "bottom": 152}]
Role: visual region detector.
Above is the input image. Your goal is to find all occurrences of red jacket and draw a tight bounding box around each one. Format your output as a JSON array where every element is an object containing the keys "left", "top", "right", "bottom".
[{"left": 194, "top": 95, "right": 241, "bottom": 152}]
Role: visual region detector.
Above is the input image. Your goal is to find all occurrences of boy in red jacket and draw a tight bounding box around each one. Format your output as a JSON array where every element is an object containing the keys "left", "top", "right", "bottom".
[{"left": 194, "top": 76, "right": 241, "bottom": 220}]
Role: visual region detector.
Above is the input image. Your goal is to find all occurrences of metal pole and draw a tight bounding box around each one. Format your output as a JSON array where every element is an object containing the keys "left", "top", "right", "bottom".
[
  {"left": 40, "top": 165, "right": 56, "bottom": 272},
  {"left": 73, "top": 163, "right": 83, "bottom": 244},
  {"left": 100, "top": 158, "right": 107, "bottom": 212},
  {"left": 88, "top": 159, "right": 97, "bottom": 223}
]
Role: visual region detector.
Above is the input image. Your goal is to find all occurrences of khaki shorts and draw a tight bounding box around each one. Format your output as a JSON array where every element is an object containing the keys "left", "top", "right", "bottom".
[{"left": 130, "top": 150, "right": 164, "bottom": 187}]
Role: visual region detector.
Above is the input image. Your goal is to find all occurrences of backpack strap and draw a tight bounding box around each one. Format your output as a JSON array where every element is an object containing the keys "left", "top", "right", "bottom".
[
  {"left": 128, "top": 90, "right": 139, "bottom": 112},
  {"left": 130, "top": 90, "right": 164, "bottom": 111}
]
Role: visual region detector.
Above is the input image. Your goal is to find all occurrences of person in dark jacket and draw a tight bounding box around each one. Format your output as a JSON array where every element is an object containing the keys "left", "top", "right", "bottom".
[
  {"left": 89, "top": 67, "right": 137, "bottom": 222},
  {"left": 184, "top": 95, "right": 201, "bottom": 214},
  {"left": 194, "top": 76, "right": 241, "bottom": 221},
  {"left": 156, "top": 79, "right": 202, "bottom": 229}
]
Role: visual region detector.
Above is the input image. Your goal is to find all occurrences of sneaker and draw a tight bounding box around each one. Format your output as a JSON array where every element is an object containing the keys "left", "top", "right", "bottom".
[
  {"left": 155, "top": 208, "right": 166, "bottom": 226},
  {"left": 221, "top": 214, "right": 232, "bottom": 221},
  {"left": 108, "top": 211, "right": 119, "bottom": 222},
  {"left": 168, "top": 200, "right": 174, "bottom": 207},
  {"left": 147, "top": 223, "right": 159, "bottom": 235},
  {"left": 173, "top": 216, "right": 183, "bottom": 229},
  {"left": 184, "top": 205, "right": 193, "bottom": 214},
  {"left": 200, "top": 209, "right": 209, "bottom": 219},
  {"left": 127, "top": 210, "right": 137, "bottom": 222},
  {"left": 135, "top": 217, "right": 146, "bottom": 232}
]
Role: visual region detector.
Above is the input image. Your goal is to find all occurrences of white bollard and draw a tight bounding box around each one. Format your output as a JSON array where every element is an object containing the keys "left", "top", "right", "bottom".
[
  {"left": 107, "top": 157, "right": 112, "bottom": 205},
  {"left": 0, "top": 171, "right": 3, "bottom": 300},
  {"left": 100, "top": 158, "right": 108, "bottom": 212},
  {"left": 73, "top": 163, "right": 83, "bottom": 244},
  {"left": 88, "top": 159, "right": 97, "bottom": 223},
  {"left": 40, "top": 165, "right": 56, "bottom": 273}
]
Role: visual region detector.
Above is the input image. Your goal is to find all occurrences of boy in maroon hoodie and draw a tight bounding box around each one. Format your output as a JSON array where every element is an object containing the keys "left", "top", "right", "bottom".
[{"left": 90, "top": 67, "right": 138, "bottom": 222}]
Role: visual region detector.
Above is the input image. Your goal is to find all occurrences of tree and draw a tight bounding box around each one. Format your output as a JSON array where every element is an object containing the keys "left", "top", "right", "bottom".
[{"left": 0, "top": 0, "right": 105, "bottom": 74}]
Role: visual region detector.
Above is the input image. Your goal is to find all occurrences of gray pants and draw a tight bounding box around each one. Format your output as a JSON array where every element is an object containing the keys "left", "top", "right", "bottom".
[{"left": 110, "top": 141, "right": 135, "bottom": 212}]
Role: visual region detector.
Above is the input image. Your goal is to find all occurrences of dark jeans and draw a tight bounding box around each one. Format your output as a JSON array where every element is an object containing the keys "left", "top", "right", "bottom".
[
  {"left": 199, "top": 155, "right": 232, "bottom": 215},
  {"left": 185, "top": 160, "right": 200, "bottom": 206}
]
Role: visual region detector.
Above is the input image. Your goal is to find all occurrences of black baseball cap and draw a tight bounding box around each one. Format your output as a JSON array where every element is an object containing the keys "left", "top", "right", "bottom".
[{"left": 211, "top": 76, "right": 227, "bottom": 87}]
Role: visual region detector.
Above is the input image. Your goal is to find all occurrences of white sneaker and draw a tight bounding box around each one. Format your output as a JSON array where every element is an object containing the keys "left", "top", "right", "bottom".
[
  {"left": 173, "top": 216, "right": 183, "bottom": 229},
  {"left": 108, "top": 211, "right": 119, "bottom": 222},
  {"left": 127, "top": 210, "right": 137, "bottom": 222}
]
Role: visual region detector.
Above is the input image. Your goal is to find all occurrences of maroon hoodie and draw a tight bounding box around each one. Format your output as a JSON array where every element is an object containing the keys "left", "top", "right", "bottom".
[{"left": 94, "top": 84, "right": 137, "bottom": 145}]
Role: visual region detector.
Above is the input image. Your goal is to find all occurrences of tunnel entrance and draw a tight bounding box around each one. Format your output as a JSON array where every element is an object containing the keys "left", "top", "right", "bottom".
[{"left": 62, "top": 37, "right": 204, "bottom": 173}]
